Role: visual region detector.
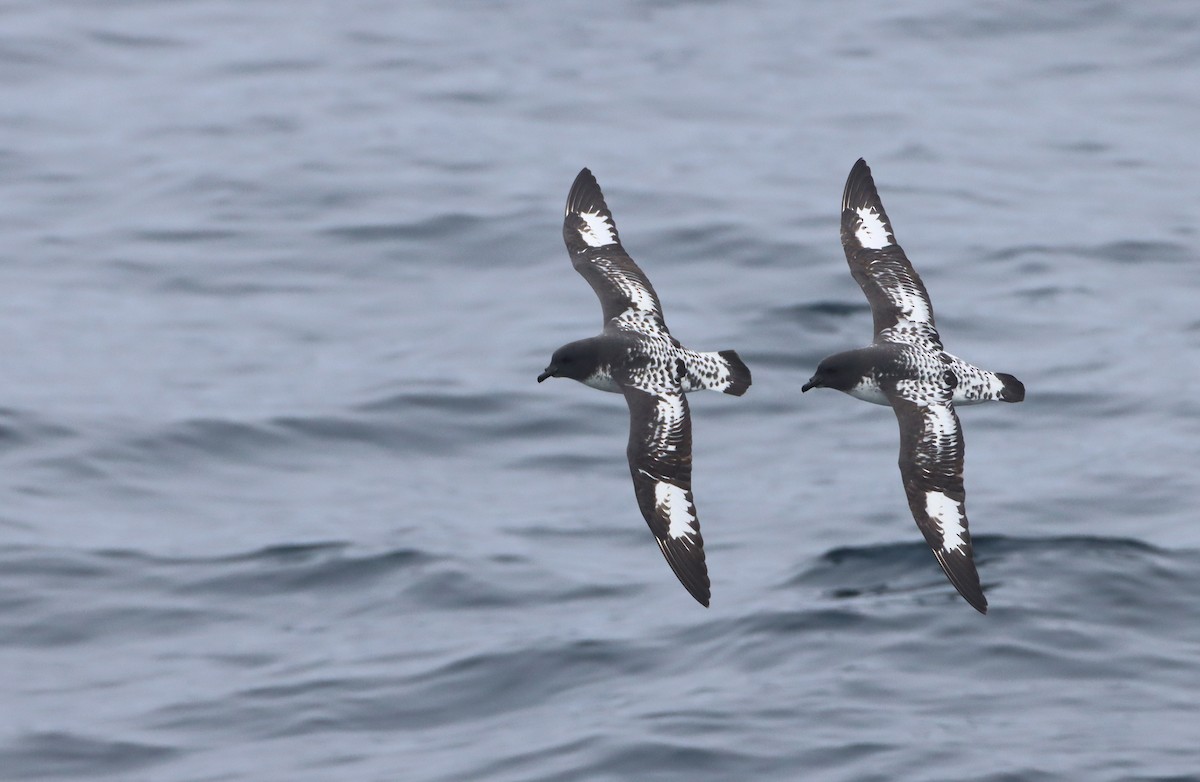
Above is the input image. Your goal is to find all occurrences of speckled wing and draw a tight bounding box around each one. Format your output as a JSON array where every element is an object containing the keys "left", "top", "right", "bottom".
[
  {"left": 622, "top": 386, "right": 709, "bottom": 606},
  {"left": 563, "top": 168, "right": 669, "bottom": 336},
  {"left": 885, "top": 376, "right": 987, "bottom": 614},
  {"left": 840, "top": 159, "right": 942, "bottom": 350}
]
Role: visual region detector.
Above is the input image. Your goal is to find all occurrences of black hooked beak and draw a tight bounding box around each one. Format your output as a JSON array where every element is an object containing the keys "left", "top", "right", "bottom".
[
  {"left": 801, "top": 378, "right": 819, "bottom": 393},
  {"left": 537, "top": 365, "right": 558, "bottom": 383}
]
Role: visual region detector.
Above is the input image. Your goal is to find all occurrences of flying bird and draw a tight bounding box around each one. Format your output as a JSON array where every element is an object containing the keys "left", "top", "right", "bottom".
[
  {"left": 539, "top": 168, "right": 751, "bottom": 606},
  {"left": 802, "top": 159, "right": 1024, "bottom": 613}
]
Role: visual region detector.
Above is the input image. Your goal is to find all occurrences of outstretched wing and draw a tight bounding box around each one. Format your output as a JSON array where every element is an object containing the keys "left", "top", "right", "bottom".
[
  {"left": 622, "top": 386, "right": 709, "bottom": 606},
  {"left": 563, "top": 168, "right": 669, "bottom": 336},
  {"left": 841, "top": 159, "right": 942, "bottom": 350},
  {"left": 886, "top": 376, "right": 987, "bottom": 613}
]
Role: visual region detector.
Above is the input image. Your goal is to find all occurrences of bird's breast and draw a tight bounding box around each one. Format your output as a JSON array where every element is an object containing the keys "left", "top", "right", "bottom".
[
  {"left": 581, "top": 367, "right": 623, "bottom": 393},
  {"left": 845, "top": 375, "right": 891, "bottom": 406}
]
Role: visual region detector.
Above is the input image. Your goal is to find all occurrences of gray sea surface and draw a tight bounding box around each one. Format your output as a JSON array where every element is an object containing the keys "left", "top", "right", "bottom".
[{"left": 2, "top": 1, "right": 1199, "bottom": 780}]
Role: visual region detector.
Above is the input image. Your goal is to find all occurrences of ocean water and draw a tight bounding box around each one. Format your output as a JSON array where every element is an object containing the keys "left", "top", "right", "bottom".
[{"left": 1, "top": 1, "right": 1199, "bottom": 780}]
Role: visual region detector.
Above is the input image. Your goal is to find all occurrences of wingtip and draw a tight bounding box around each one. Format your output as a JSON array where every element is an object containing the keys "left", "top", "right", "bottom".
[
  {"left": 962, "top": 589, "right": 989, "bottom": 614},
  {"left": 842, "top": 157, "right": 879, "bottom": 212},
  {"left": 566, "top": 167, "right": 608, "bottom": 218},
  {"left": 953, "top": 572, "right": 989, "bottom": 614},
  {"left": 932, "top": 548, "right": 989, "bottom": 614},
  {"left": 656, "top": 536, "right": 711, "bottom": 608},
  {"left": 563, "top": 167, "right": 620, "bottom": 251},
  {"left": 688, "top": 580, "right": 712, "bottom": 607}
]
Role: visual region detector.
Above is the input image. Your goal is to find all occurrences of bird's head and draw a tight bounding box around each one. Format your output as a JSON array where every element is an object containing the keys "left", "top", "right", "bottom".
[
  {"left": 802, "top": 353, "right": 861, "bottom": 393},
  {"left": 538, "top": 339, "right": 600, "bottom": 383}
]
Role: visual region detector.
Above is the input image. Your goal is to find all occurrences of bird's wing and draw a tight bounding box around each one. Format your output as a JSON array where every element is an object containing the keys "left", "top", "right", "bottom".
[
  {"left": 563, "top": 168, "right": 669, "bottom": 337},
  {"left": 622, "top": 385, "right": 709, "bottom": 606},
  {"left": 841, "top": 158, "right": 942, "bottom": 350},
  {"left": 886, "top": 376, "right": 987, "bottom": 613}
]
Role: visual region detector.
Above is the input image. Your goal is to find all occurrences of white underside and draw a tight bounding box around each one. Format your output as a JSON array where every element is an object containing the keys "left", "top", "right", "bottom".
[
  {"left": 581, "top": 369, "right": 621, "bottom": 393},
  {"left": 846, "top": 377, "right": 890, "bottom": 406}
]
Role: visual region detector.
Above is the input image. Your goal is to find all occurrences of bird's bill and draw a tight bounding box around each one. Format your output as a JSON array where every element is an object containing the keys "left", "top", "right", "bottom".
[
  {"left": 537, "top": 365, "right": 558, "bottom": 383},
  {"left": 801, "top": 378, "right": 818, "bottom": 392}
]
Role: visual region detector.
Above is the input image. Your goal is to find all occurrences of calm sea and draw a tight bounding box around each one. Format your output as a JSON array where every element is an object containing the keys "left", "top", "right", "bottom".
[{"left": 1, "top": 1, "right": 1198, "bottom": 780}]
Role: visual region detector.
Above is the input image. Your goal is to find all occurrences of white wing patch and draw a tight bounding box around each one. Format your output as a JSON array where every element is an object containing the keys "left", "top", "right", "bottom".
[
  {"left": 926, "top": 403, "right": 957, "bottom": 450},
  {"left": 925, "top": 491, "right": 967, "bottom": 552},
  {"left": 577, "top": 211, "right": 618, "bottom": 247},
  {"left": 854, "top": 207, "right": 893, "bottom": 250},
  {"left": 894, "top": 284, "right": 931, "bottom": 325},
  {"left": 589, "top": 256, "right": 660, "bottom": 327},
  {"left": 618, "top": 281, "right": 659, "bottom": 316},
  {"left": 654, "top": 480, "right": 697, "bottom": 541},
  {"left": 875, "top": 274, "right": 932, "bottom": 339},
  {"left": 639, "top": 393, "right": 696, "bottom": 542},
  {"left": 655, "top": 394, "right": 686, "bottom": 450}
]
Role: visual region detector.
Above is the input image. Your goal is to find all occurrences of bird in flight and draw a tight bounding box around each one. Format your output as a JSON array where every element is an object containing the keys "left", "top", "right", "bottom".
[
  {"left": 539, "top": 168, "right": 751, "bottom": 606},
  {"left": 802, "top": 159, "right": 1024, "bottom": 613}
]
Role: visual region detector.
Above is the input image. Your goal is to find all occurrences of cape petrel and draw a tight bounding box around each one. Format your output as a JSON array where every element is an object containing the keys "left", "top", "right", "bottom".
[
  {"left": 538, "top": 168, "right": 751, "bottom": 606},
  {"left": 802, "top": 159, "right": 1024, "bottom": 614}
]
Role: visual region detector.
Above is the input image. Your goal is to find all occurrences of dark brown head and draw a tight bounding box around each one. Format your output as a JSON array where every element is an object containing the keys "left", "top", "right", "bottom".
[
  {"left": 538, "top": 338, "right": 604, "bottom": 383},
  {"left": 802, "top": 350, "right": 872, "bottom": 393}
]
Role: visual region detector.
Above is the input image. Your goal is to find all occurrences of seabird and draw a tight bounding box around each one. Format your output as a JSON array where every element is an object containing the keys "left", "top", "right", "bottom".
[
  {"left": 802, "top": 159, "right": 1024, "bottom": 613},
  {"left": 539, "top": 168, "right": 751, "bottom": 606}
]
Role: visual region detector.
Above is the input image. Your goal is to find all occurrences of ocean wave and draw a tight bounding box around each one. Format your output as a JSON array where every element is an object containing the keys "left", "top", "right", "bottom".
[
  {"left": 171, "top": 545, "right": 432, "bottom": 598},
  {"left": 151, "top": 638, "right": 655, "bottom": 739},
  {"left": 787, "top": 534, "right": 1199, "bottom": 621},
  {"left": 985, "top": 240, "right": 1191, "bottom": 265},
  {"left": 18, "top": 390, "right": 541, "bottom": 484},
  {"left": 0, "top": 408, "right": 79, "bottom": 451},
  {"left": 0, "top": 732, "right": 177, "bottom": 780}
]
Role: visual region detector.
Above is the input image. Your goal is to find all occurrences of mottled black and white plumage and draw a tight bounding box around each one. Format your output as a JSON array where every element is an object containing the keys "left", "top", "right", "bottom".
[
  {"left": 539, "top": 168, "right": 751, "bottom": 607},
  {"left": 802, "top": 159, "right": 1024, "bottom": 614}
]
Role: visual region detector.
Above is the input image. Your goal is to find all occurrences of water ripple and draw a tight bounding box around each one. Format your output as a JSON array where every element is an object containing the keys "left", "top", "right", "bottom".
[{"left": 0, "top": 732, "right": 177, "bottom": 780}]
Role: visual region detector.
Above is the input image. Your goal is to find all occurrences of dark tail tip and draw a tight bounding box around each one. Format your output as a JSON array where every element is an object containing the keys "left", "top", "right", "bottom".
[
  {"left": 997, "top": 373, "right": 1024, "bottom": 403},
  {"left": 718, "top": 350, "right": 752, "bottom": 396}
]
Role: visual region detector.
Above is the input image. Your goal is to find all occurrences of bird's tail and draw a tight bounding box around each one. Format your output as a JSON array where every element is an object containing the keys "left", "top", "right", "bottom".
[
  {"left": 996, "top": 373, "right": 1024, "bottom": 403},
  {"left": 681, "top": 349, "right": 752, "bottom": 396}
]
